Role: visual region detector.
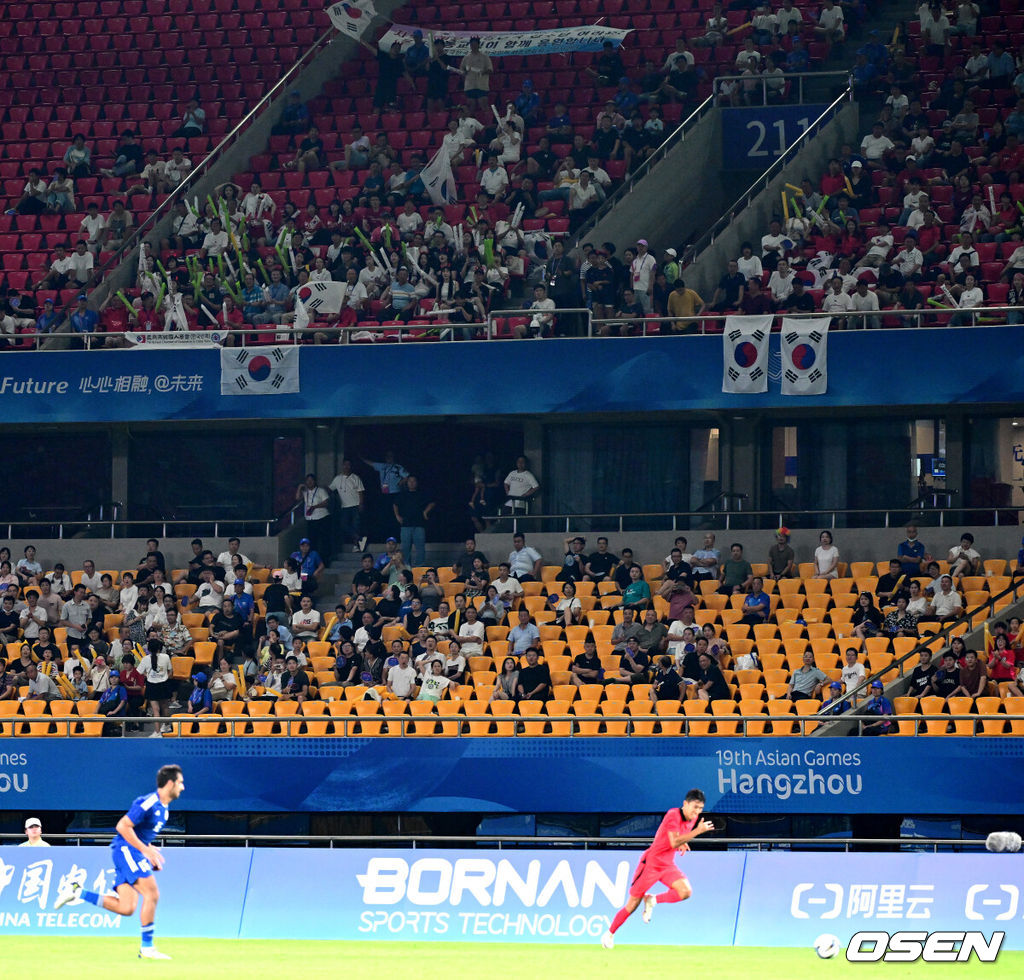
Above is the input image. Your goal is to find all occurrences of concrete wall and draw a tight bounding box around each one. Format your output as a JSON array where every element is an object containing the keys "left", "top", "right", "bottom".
[
  {"left": 580, "top": 109, "right": 724, "bottom": 260},
  {"left": 476, "top": 525, "right": 1023, "bottom": 571},
  {"left": 685, "top": 100, "right": 861, "bottom": 298}
]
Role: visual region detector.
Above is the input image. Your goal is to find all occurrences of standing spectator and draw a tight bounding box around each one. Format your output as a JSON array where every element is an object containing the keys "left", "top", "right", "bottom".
[
  {"left": 392, "top": 475, "right": 434, "bottom": 568},
  {"left": 504, "top": 456, "right": 540, "bottom": 514},
  {"left": 290, "top": 538, "right": 325, "bottom": 597},
  {"left": 296, "top": 474, "right": 331, "bottom": 558},
  {"left": 630, "top": 239, "right": 658, "bottom": 314},
  {"left": 813, "top": 530, "right": 839, "bottom": 579},
  {"left": 460, "top": 36, "right": 494, "bottom": 112},
  {"left": 768, "top": 528, "right": 796, "bottom": 580},
  {"left": 329, "top": 459, "right": 367, "bottom": 554}
]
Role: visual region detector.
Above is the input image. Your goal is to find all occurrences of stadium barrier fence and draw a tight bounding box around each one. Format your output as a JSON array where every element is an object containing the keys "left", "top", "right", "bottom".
[{"left": 0, "top": 847, "right": 1019, "bottom": 946}]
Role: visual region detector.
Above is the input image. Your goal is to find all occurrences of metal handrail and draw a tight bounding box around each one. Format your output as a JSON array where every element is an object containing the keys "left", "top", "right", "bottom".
[
  {"left": 0, "top": 832, "right": 992, "bottom": 852},
  {"left": 88, "top": 21, "right": 340, "bottom": 305},
  {"left": 840, "top": 572, "right": 1024, "bottom": 709},
  {"left": 711, "top": 69, "right": 853, "bottom": 106},
  {"left": 17, "top": 304, "right": 1024, "bottom": 351},
  {"left": 0, "top": 516, "right": 285, "bottom": 539},
  {"left": 487, "top": 506, "right": 1023, "bottom": 533},
  {"left": 569, "top": 93, "right": 716, "bottom": 245},
  {"left": 687, "top": 85, "right": 854, "bottom": 261}
]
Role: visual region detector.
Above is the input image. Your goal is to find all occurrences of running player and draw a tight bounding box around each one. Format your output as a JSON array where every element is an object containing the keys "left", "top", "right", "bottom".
[
  {"left": 601, "top": 787, "right": 714, "bottom": 948},
  {"left": 55, "top": 763, "right": 185, "bottom": 960}
]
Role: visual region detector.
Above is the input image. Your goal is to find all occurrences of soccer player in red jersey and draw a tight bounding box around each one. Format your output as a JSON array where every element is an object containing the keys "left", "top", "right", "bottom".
[{"left": 601, "top": 788, "right": 714, "bottom": 948}]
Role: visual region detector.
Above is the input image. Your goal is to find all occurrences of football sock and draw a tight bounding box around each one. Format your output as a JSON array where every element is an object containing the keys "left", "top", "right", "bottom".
[
  {"left": 80, "top": 889, "right": 102, "bottom": 907},
  {"left": 656, "top": 891, "right": 683, "bottom": 904},
  {"left": 141, "top": 924, "right": 155, "bottom": 948},
  {"left": 609, "top": 907, "right": 631, "bottom": 934}
]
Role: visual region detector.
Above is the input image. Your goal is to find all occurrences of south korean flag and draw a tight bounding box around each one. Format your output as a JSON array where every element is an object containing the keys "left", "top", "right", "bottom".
[
  {"left": 220, "top": 346, "right": 300, "bottom": 396},
  {"left": 780, "top": 317, "right": 829, "bottom": 396},
  {"left": 722, "top": 315, "right": 772, "bottom": 394}
]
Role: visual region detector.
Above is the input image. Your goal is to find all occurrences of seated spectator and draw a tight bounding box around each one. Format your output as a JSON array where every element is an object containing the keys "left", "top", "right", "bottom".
[
  {"left": 24, "top": 662, "right": 60, "bottom": 703},
  {"left": 279, "top": 655, "right": 309, "bottom": 703},
  {"left": 787, "top": 650, "right": 827, "bottom": 700},
  {"left": 549, "top": 581, "right": 583, "bottom": 627},
  {"left": 186, "top": 672, "right": 213, "bottom": 716},
  {"left": 491, "top": 656, "right": 520, "bottom": 702},
  {"left": 851, "top": 591, "right": 884, "bottom": 639},
  {"left": 620, "top": 565, "right": 652, "bottom": 612},
  {"left": 821, "top": 680, "right": 851, "bottom": 715},
  {"left": 208, "top": 658, "right": 237, "bottom": 703},
  {"left": 860, "top": 680, "right": 893, "bottom": 735},
  {"left": 570, "top": 636, "right": 603, "bottom": 688},
  {"left": 883, "top": 596, "right": 918, "bottom": 638},
  {"left": 693, "top": 651, "right": 730, "bottom": 702},
  {"left": 611, "top": 636, "right": 651, "bottom": 686},
  {"left": 102, "top": 129, "right": 144, "bottom": 178},
  {"left": 718, "top": 543, "right": 753, "bottom": 595},
  {"left": 515, "top": 647, "right": 551, "bottom": 701},
  {"left": 650, "top": 656, "right": 684, "bottom": 703},
  {"left": 840, "top": 647, "right": 867, "bottom": 694},
  {"left": 584, "top": 537, "right": 618, "bottom": 583},
  {"left": 709, "top": 259, "right": 746, "bottom": 312},
  {"left": 507, "top": 608, "right": 540, "bottom": 656},
  {"left": 932, "top": 575, "right": 963, "bottom": 621},
  {"left": 948, "top": 533, "right": 981, "bottom": 578},
  {"left": 739, "top": 577, "right": 771, "bottom": 625},
  {"left": 950, "top": 648, "right": 987, "bottom": 699}
]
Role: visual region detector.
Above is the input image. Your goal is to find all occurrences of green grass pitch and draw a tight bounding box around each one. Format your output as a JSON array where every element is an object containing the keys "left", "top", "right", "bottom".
[{"left": 4, "top": 938, "right": 1021, "bottom": 979}]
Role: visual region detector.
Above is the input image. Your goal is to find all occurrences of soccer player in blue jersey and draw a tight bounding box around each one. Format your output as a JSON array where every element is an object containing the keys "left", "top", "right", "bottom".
[{"left": 55, "top": 763, "right": 184, "bottom": 959}]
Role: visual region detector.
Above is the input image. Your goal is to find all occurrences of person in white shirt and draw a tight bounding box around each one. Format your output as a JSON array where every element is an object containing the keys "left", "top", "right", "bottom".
[
  {"left": 932, "top": 575, "right": 963, "bottom": 620},
  {"left": 66, "top": 240, "right": 94, "bottom": 288},
  {"left": 328, "top": 458, "right": 367, "bottom": 553},
  {"left": 840, "top": 647, "right": 867, "bottom": 696},
  {"left": 568, "top": 170, "right": 600, "bottom": 217},
  {"left": 856, "top": 220, "right": 894, "bottom": 268},
  {"left": 850, "top": 280, "right": 880, "bottom": 328},
  {"left": 164, "top": 147, "right": 192, "bottom": 188},
  {"left": 504, "top": 459, "right": 540, "bottom": 514},
  {"left": 951, "top": 273, "right": 983, "bottom": 325},
  {"left": 891, "top": 236, "right": 923, "bottom": 278},
  {"left": 216, "top": 538, "right": 251, "bottom": 578},
  {"left": 296, "top": 473, "right": 331, "bottom": 554},
  {"left": 290, "top": 595, "right": 322, "bottom": 642},
  {"left": 860, "top": 122, "right": 894, "bottom": 169},
  {"left": 736, "top": 242, "right": 763, "bottom": 281},
  {"left": 516, "top": 284, "right": 556, "bottom": 339},
  {"left": 79, "top": 203, "right": 106, "bottom": 253},
  {"left": 387, "top": 651, "right": 419, "bottom": 700},
  {"left": 630, "top": 239, "right": 659, "bottom": 313},
  {"left": 479, "top": 155, "right": 509, "bottom": 198},
  {"left": 947, "top": 234, "right": 979, "bottom": 270},
  {"left": 457, "top": 604, "right": 486, "bottom": 655},
  {"left": 20, "top": 817, "right": 49, "bottom": 847},
  {"left": 776, "top": 0, "right": 803, "bottom": 37},
  {"left": 201, "top": 218, "right": 229, "bottom": 258},
  {"left": 492, "top": 564, "right": 525, "bottom": 603},
  {"left": 767, "top": 259, "right": 795, "bottom": 304},
  {"left": 34, "top": 244, "right": 76, "bottom": 290},
  {"left": 821, "top": 277, "right": 853, "bottom": 322},
  {"left": 583, "top": 155, "right": 611, "bottom": 201},
  {"left": 815, "top": 0, "right": 845, "bottom": 42},
  {"left": 396, "top": 199, "right": 424, "bottom": 237},
  {"left": 947, "top": 533, "right": 982, "bottom": 577}
]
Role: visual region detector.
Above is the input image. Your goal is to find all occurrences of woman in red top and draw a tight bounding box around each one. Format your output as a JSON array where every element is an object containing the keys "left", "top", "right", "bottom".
[
  {"left": 821, "top": 158, "right": 846, "bottom": 196},
  {"left": 987, "top": 633, "right": 1022, "bottom": 696}
]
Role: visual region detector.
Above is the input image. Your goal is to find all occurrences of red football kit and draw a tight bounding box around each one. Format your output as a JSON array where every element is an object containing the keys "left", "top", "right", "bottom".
[{"left": 628, "top": 808, "right": 696, "bottom": 898}]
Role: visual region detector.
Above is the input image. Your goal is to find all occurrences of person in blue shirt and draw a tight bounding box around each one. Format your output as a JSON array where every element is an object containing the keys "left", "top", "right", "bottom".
[
  {"left": 187, "top": 672, "right": 213, "bottom": 715},
  {"left": 404, "top": 29, "right": 430, "bottom": 76},
  {"left": 35, "top": 297, "right": 64, "bottom": 333},
  {"left": 820, "top": 680, "right": 850, "bottom": 716},
  {"left": 897, "top": 523, "right": 928, "bottom": 577},
  {"left": 272, "top": 90, "right": 309, "bottom": 140},
  {"left": 98, "top": 669, "right": 128, "bottom": 733},
  {"left": 382, "top": 267, "right": 419, "bottom": 321},
  {"left": 290, "top": 538, "right": 324, "bottom": 597},
  {"left": 514, "top": 79, "right": 541, "bottom": 125},
  {"left": 69, "top": 294, "right": 98, "bottom": 333},
  {"left": 739, "top": 577, "right": 771, "bottom": 625},
  {"left": 860, "top": 680, "right": 894, "bottom": 735},
  {"left": 55, "top": 764, "right": 185, "bottom": 960},
  {"left": 229, "top": 579, "right": 255, "bottom": 624}
]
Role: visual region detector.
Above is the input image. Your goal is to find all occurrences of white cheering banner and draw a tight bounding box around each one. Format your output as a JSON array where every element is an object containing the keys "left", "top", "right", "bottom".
[
  {"left": 220, "top": 347, "right": 300, "bottom": 395},
  {"left": 127, "top": 330, "right": 225, "bottom": 347},
  {"left": 722, "top": 315, "right": 772, "bottom": 394},
  {"left": 299, "top": 281, "right": 350, "bottom": 316},
  {"left": 780, "top": 317, "right": 829, "bottom": 395},
  {"left": 326, "top": 0, "right": 378, "bottom": 39},
  {"left": 378, "top": 23, "right": 631, "bottom": 57}
]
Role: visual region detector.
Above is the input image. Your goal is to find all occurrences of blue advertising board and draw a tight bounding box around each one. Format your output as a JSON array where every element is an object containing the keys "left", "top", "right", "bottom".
[
  {"left": 721, "top": 105, "right": 829, "bottom": 169},
  {"left": 3, "top": 737, "right": 1023, "bottom": 814},
  {"left": 0, "top": 846, "right": 1020, "bottom": 948},
  {"left": 0, "top": 326, "right": 1022, "bottom": 424}
]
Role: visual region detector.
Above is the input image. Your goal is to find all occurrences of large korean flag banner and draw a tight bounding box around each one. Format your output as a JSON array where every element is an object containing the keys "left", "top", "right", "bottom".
[
  {"left": 780, "top": 317, "right": 829, "bottom": 395},
  {"left": 326, "top": 0, "right": 377, "bottom": 39},
  {"left": 722, "top": 315, "right": 772, "bottom": 393},
  {"left": 220, "top": 347, "right": 300, "bottom": 395}
]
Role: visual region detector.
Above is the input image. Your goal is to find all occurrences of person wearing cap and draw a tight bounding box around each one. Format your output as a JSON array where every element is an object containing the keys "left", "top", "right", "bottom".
[
  {"left": 20, "top": 818, "right": 50, "bottom": 847},
  {"left": 34, "top": 296, "right": 64, "bottom": 335},
  {"left": 68, "top": 293, "right": 99, "bottom": 346},
  {"left": 98, "top": 669, "right": 128, "bottom": 732},
  {"left": 820, "top": 681, "right": 850, "bottom": 717},
  {"left": 661, "top": 248, "right": 680, "bottom": 285},
  {"left": 374, "top": 536, "right": 400, "bottom": 574},
  {"left": 768, "top": 529, "right": 796, "bottom": 580},
  {"left": 630, "top": 239, "right": 658, "bottom": 314},
  {"left": 860, "top": 680, "right": 894, "bottom": 735},
  {"left": 403, "top": 28, "right": 430, "bottom": 75}
]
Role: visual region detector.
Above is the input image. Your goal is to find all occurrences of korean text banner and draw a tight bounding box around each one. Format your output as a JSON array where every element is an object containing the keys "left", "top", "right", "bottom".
[
  {"left": 4, "top": 737, "right": 1024, "bottom": 813},
  {"left": 1, "top": 848, "right": 1021, "bottom": 949},
  {"left": 378, "top": 23, "right": 631, "bottom": 57}
]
